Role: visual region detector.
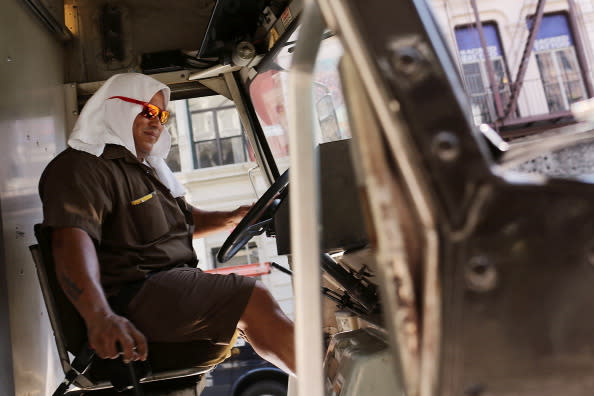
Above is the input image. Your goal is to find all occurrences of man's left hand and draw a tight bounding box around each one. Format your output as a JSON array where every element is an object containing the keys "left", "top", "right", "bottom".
[
  {"left": 191, "top": 204, "right": 255, "bottom": 238},
  {"left": 228, "top": 204, "right": 253, "bottom": 227}
]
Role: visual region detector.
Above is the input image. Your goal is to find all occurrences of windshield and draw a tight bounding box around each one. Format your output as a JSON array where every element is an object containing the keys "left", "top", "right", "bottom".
[{"left": 248, "top": 34, "right": 351, "bottom": 173}]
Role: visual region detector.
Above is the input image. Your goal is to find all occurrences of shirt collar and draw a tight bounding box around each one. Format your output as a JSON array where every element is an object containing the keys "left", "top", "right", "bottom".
[
  {"left": 100, "top": 144, "right": 172, "bottom": 196},
  {"left": 101, "top": 144, "right": 140, "bottom": 164}
]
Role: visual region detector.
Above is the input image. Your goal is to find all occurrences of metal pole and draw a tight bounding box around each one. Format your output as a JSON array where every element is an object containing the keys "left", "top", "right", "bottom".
[
  {"left": 504, "top": 0, "right": 547, "bottom": 120},
  {"left": 224, "top": 73, "right": 278, "bottom": 185},
  {"left": 288, "top": 2, "right": 326, "bottom": 396},
  {"left": 469, "top": 0, "right": 504, "bottom": 121},
  {"left": 567, "top": 0, "right": 594, "bottom": 98}
]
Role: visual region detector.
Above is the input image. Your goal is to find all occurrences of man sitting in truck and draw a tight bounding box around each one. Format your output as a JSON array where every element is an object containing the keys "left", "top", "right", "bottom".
[{"left": 38, "top": 72, "right": 295, "bottom": 376}]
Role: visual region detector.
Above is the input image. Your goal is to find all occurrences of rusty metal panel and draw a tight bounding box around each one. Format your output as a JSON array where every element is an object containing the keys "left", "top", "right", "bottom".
[
  {"left": 324, "top": 0, "right": 594, "bottom": 394},
  {"left": 441, "top": 182, "right": 594, "bottom": 396},
  {"left": 0, "top": 0, "right": 67, "bottom": 395}
]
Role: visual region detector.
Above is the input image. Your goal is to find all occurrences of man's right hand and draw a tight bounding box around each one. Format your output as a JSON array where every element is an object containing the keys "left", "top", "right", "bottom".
[
  {"left": 86, "top": 311, "right": 148, "bottom": 363},
  {"left": 52, "top": 227, "right": 149, "bottom": 364}
]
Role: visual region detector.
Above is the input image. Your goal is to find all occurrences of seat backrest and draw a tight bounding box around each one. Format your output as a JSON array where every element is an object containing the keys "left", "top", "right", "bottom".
[
  {"left": 30, "top": 224, "right": 234, "bottom": 390},
  {"left": 30, "top": 224, "right": 87, "bottom": 372}
]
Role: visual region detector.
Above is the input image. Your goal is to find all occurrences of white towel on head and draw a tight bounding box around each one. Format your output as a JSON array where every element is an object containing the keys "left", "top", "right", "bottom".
[{"left": 68, "top": 72, "right": 186, "bottom": 197}]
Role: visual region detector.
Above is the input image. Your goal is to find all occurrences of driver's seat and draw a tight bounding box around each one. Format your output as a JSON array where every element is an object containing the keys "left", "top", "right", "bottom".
[{"left": 30, "top": 224, "right": 234, "bottom": 394}]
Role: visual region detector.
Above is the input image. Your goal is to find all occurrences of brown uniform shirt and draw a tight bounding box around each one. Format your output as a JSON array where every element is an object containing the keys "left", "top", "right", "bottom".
[{"left": 39, "top": 144, "right": 197, "bottom": 296}]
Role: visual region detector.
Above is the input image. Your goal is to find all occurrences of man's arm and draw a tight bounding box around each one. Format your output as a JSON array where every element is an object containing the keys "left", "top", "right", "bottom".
[
  {"left": 52, "top": 227, "right": 147, "bottom": 363},
  {"left": 191, "top": 205, "right": 252, "bottom": 238}
]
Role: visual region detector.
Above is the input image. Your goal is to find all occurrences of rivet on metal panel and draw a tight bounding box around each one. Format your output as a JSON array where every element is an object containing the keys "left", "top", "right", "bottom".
[
  {"left": 392, "top": 46, "right": 422, "bottom": 77},
  {"left": 389, "top": 36, "right": 432, "bottom": 84},
  {"left": 388, "top": 100, "right": 400, "bottom": 112},
  {"left": 232, "top": 41, "right": 256, "bottom": 67},
  {"left": 465, "top": 256, "right": 497, "bottom": 292},
  {"left": 432, "top": 131, "right": 460, "bottom": 162}
]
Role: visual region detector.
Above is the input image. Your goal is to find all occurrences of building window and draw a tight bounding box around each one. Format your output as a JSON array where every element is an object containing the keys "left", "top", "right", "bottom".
[
  {"left": 455, "top": 23, "right": 511, "bottom": 125},
  {"left": 187, "top": 95, "right": 252, "bottom": 169},
  {"left": 530, "top": 13, "right": 587, "bottom": 112},
  {"left": 211, "top": 242, "right": 259, "bottom": 269}
]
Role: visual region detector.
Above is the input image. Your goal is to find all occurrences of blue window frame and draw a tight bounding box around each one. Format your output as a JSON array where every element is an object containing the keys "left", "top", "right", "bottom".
[{"left": 455, "top": 23, "right": 511, "bottom": 124}]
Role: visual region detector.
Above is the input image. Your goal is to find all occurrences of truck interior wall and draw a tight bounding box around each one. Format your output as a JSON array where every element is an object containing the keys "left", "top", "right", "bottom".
[
  {"left": 0, "top": 1, "right": 68, "bottom": 395},
  {"left": 63, "top": 0, "right": 214, "bottom": 83}
]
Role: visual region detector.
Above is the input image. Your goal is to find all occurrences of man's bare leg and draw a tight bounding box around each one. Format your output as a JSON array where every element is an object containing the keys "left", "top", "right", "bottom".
[{"left": 238, "top": 281, "right": 296, "bottom": 376}]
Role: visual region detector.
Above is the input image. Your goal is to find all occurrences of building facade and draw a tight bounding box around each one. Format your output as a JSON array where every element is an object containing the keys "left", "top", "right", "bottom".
[{"left": 432, "top": 0, "right": 594, "bottom": 136}]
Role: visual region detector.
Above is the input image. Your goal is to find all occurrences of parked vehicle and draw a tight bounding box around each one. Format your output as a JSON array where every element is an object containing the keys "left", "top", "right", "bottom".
[{"left": 202, "top": 338, "right": 288, "bottom": 396}]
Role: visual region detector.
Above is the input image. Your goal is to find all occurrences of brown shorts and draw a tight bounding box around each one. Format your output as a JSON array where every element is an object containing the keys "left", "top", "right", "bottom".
[{"left": 126, "top": 267, "right": 256, "bottom": 345}]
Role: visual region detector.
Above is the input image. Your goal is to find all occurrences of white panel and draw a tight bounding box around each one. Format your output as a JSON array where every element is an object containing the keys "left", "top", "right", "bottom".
[{"left": 0, "top": 1, "right": 67, "bottom": 395}]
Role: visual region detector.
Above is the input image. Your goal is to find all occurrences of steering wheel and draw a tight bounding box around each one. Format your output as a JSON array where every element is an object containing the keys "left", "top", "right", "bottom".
[{"left": 217, "top": 169, "right": 289, "bottom": 263}]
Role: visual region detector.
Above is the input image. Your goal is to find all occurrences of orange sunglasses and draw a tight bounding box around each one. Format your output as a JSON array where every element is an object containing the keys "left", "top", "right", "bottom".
[{"left": 108, "top": 95, "right": 170, "bottom": 125}]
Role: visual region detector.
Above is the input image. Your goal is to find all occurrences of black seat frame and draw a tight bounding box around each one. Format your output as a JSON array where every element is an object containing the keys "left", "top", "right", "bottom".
[{"left": 30, "top": 224, "right": 230, "bottom": 394}]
